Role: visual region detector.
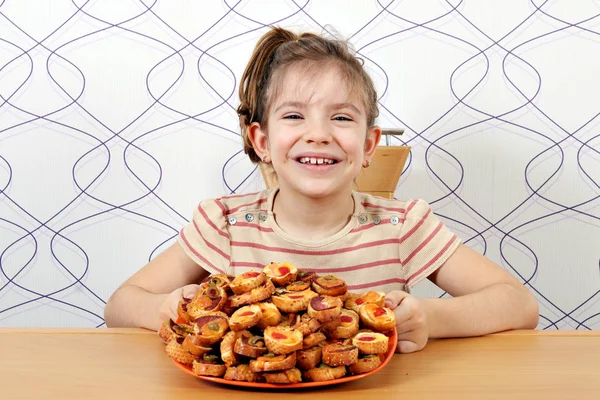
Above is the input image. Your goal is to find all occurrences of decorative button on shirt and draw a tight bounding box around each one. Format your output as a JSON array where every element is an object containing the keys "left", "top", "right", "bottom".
[
  {"left": 228, "top": 216, "right": 237, "bottom": 225},
  {"left": 358, "top": 214, "right": 367, "bottom": 224},
  {"left": 373, "top": 216, "right": 381, "bottom": 225},
  {"left": 390, "top": 216, "right": 400, "bottom": 225},
  {"left": 245, "top": 213, "right": 254, "bottom": 222},
  {"left": 259, "top": 212, "right": 267, "bottom": 222}
]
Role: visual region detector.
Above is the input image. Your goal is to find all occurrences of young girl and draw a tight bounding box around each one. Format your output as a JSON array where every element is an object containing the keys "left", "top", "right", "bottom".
[{"left": 104, "top": 27, "right": 539, "bottom": 353}]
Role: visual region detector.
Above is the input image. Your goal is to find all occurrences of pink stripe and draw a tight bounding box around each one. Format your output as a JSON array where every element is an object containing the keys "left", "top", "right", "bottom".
[
  {"left": 231, "top": 261, "right": 265, "bottom": 269},
  {"left": 230, "top": 238, "right": 401, "bottom": 255},
  {"left": 179, "top": 229, "right": 225, "bottom": 274},
  {"left": 399, "top": 204, "right": 430, "bottom": 243},
  {"left": 192, "top": 219, "right": 230, "bottom": 262},
  {"left": 228, "top": 198, "right": 267, "bottom": 215},
  {"left": 402, "top": 222, "right": 443, "bottom": 265},
  {"left": 406, "top": 235, "right": 459, "bottom": 284},
  {"left": 214, "top": 199, "right": 227, "bottom": 216},
  {"left": 198, "top": 203, "right": 228, "bottom": 239},
  {"left": 361, "top": 202, "right": 406, "bottom": 213},
  {"left": 233, "top": 222, "right": 274, "bottom": 232},
  {"left": 304, "top": 258, "right": 401, "bottom": 273},
  {"left": 348, "top": 278, "right": 408, "bottom": 291}
]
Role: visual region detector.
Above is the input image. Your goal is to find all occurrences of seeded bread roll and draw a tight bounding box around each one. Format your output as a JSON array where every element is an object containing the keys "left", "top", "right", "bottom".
[
  {"left": 158, "top": 319, "right": 177, "bottom": 344},
  {"left": 220, "top": 331, "right": 243, "bottom": 367},
  {"left": 303, "top": 332, "right": 327, "bottom": 349},
  {"left": 348, "top": 354, "right": 382, "bottom": 375},
  {"left": 182, "top": 334, "right": 213, "bottom": 357},
  {"left": 193, "top": 357, "right": 227, "bottom": 377},
  {"left": 263, "top": 262, "right": 298, "bottom": 286},
  {"left": 302, "top": 364, "right": 346, "bottom": 382},
  {"left": 233, "top": 330, "right": 267, "bottom": 358},
  {"left": 223, "top": 364, "right": 261, "bottom": 382},
  {"left": 229, "top": 304, "right": 262, "bottom": 331},
  {"left": 352, "top": 332, "right": 389, "bottom": 354},
  {"left": 312, "top": 275, "right": 347, "bottom": 297},
  {"left": 359, "top": 303, "right": 396, "bottom": 332},
  {"left": 191, "top": 312, "right": 229, "bottom": 346},
  {"left": 271, "top": 288, "right": 318, "bottom": 313},
  {"left": 344, "top": 291, "right": 386, "bottom": 313},
  {"left": 263, "top": 367, "right": 303, "bottom": 383},
  {"left": 255, "top": 302, "right": 282, "bottom": 329},
  {"left": 296, "top": 346, "right": 322, "bottom": 370},
  {"left": 264, "top": 326, "right": 303, "bottom": 354},
  {"left": 324, "top": 308, "right": 359, "bottom": 339},
  {"left": 165, "top": 337, "right": 196, "bottom": 365},
  {"left": 321, "top": 343, "right": 359, "bottom": 367},
  {"left": 249, "top": 352, "right": 297, "bottom": 372},
  {"left": 187, "top": 285, "right": 228, "bottom": 319},
  {"left": 228, "top": 279, "right": 276, "bottom": 307},
  {"left": 307, "top": 295, "right": 343, "bottom": 323},
  {"left": 229, "top": 270, "right": 266, "bottom": 295}
]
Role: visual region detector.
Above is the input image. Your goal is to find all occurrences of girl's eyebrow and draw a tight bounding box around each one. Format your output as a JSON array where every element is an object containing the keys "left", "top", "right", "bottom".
[{"left": 274, "top": 101, "right": 361, "bottom": 114}]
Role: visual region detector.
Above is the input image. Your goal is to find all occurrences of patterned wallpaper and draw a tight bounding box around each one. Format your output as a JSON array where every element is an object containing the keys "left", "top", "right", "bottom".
[{"left": 0, "top": 0, "right": 598, "bottom": 330}]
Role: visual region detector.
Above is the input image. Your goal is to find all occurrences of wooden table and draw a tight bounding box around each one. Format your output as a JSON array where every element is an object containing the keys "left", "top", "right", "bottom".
[{"left": 1, "top": 329, "right": 599, "bottom": 399}]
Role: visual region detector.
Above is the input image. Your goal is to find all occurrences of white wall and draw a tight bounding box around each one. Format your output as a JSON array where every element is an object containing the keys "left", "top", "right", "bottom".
[{"left": 0, "top": 0, "right": 598, "bottom": 330}]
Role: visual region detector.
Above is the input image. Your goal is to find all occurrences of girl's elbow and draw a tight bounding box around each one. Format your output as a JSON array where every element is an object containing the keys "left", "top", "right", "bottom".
[{"left": 518, "top": 286, "right": 540, "bottom": 329}]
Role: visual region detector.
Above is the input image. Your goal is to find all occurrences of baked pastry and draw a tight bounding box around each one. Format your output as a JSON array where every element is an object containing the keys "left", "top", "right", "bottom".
[
  {"left": 165, "top": 337, "right": 196, "bottom": 365},
  {"left": 321, "top": 343, "right": 359, "bottom": 366},
  {"left": 312, "top": 275, "right": 347, "bottom": 297},
  {"left": 220, "top": 331, "right": 243, "bottom": 367},
  {"left": 158, "top": 319, "right": 177, "bottom": 344},
  {"left": 302, "top": 364, "right": 346, "bottom": 382},
  {"left": 263, "top": 367, "right": 302, "bottom": 383},
  {"left": 352, "top": 331, "right": 389, "bottom": 354},
  {"left": 263, "top": 262, "right": 298, "bottom": 286},
  {"left": 344, "top": 291, "right": 386, "bottom": 313},
  {"left": 307, "top": 295, "right": 343, "bottom": 323},
  {"left": 192, "top": 355, "right": 227, "bottom": 377},
  {"left": 228, "top": 279, "right": 276, "bottom": 307},
  {"left": 223, "top": 364, "right": 260, "bottom": 382},
  {"left": 249, "top": 352, "right": 297, "bottom": 372},
  {"left": 296, "top": 269, "right": 318, "bottom": 282},
  {"left": 187, "top": 285, "right": 228, "bottom": 319},
  {"left": 233, "top": 330, "right": 267, "bottom": 358},
  {"left": 296, "top": 346, "right": 322, "bottom": 370},
  {"left": 201, "top": 274, "right": 233, "bottom": 290},
  {"left": 303, "top": 331, "right": 326, "bottom": 349},
  {"left": 229, "top": 304, "right": 262, "bottom": 331},
  {"left": 359, "top": 303, "right": 396, "bottom": 332},
  {"left": 264, "top": 326, "right": 303, "bottom": 354},
  {"left": 348, "top": 354, "right": 382, "bottom": 375},
  {"left": 192, "top": 313, "right": 229, "bottom": 346},
  {"left": 292, "top": 313, "right": 321, "bottom": 335},
  {"left": 271, "top": 288, "right": 318, "bottom": 313},
  {"left": 325, "top": 308, "right": 359, "bottom": 339},
  {"left": 182, "top": 334, "right": 213, "bottom": 356},
  {"left": 255, "top": 301, "right": 282, "bottom": 329},
  {"left": 229, "top": 270, "right": 266, "bottom": 294},
  {"left": 286, "top": 280, "right": 311, "bottom": 291}
]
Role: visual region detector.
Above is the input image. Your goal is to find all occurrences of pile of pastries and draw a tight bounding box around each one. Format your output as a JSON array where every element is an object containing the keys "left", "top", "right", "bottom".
[{"left": 160, "top": 262, "right": 396, "bottom": 384}]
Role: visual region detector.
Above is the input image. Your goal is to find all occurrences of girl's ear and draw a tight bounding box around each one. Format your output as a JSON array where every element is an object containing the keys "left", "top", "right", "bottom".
[
  {"left": 364, "top": 125, "right": 382, "bottom": 160},
  {"left": 248, "top": 122, "right": 271, "bottom": 163}
]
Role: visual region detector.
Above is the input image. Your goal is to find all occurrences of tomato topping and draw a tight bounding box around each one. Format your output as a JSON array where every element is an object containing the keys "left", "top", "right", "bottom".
[
  {"left": 288, "top": 295, "right": 304, "bottom": 299},
  {"left": 278, "top": 266, "right": 291, "bottom": 276},
  {"left": 360, "top": 336, "right": 376, "bottom": 342},
  {"left": 355, "top": 298, "right": 364, "bottom": 305},
  {"left": 271, "top": 332, "right": 287, "bottom": 340},
  {"left": 340, "top": 315, "right": 353, "bottom": 323},
  {"left": 244, "top": 271, "right": 260, "bottom": 278},
  {"left": 374, "top": 308, "right": 386, "bottom": 317},
  {"left": 240, "top": 311, "right": 254, "bottom": 317}
]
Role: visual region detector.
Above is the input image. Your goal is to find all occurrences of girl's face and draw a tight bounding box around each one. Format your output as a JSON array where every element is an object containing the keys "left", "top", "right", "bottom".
[{"left": 250, "top": 64, "right": 380, "bottom": 200}]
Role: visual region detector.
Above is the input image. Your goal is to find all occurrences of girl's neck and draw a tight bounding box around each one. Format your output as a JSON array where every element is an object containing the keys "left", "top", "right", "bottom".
[{"left": 272, "top": 186, "right": 355, "bottom": 241}]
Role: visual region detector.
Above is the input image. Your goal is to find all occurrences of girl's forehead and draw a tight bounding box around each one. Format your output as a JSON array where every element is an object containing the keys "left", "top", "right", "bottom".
[{"left": 273, "top": 63, "right": 363, "bottom": 110}]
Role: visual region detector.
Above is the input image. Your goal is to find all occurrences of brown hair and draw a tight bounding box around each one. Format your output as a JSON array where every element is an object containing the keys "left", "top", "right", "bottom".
[{"left": 237, "top": 26, "right": 379, "bottom": 164}]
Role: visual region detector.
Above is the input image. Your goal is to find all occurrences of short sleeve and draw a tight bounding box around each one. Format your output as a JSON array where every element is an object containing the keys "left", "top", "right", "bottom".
[
  {"left": 399, "top": 199, "right": 461, "bottom": 290},
  {"left": 177, "top": 199, "right": 232, "bottom": 275}
]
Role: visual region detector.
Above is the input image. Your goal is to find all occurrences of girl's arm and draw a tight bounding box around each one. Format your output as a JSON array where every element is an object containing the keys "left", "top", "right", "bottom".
[
  {"left": 104, "top": 243, "right": 209, "bottom": 331},
  {"left": 423, "top": 243, "right": 539, "bottom": 338}
]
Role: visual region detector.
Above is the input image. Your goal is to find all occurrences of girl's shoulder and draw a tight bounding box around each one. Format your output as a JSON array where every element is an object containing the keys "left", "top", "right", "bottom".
[
  {"left": 208, "top": 189, "right": 272, "bottom": 215},
  {"left": 354, "top": 192, "right": 432, "bottom": 220}
]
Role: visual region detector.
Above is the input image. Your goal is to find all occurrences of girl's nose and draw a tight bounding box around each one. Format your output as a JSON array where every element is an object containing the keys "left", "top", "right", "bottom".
[{"left": 304, "top": 122, "right": 332, "bottom": 144}]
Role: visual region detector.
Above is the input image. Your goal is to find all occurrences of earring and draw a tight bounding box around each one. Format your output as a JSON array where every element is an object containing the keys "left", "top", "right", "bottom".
[
  {"left": 363, "top": 160, "right": 370, "bottom": 168},
  {"left": 262, "top": 156, "right": 271, "bottom": 165}
]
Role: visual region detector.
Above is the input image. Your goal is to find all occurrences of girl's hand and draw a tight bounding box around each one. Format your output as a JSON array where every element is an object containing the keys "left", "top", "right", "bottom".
[
  {"left": 158, "top": 284, "right": 201, "bottom": 323},
  {"left": 385, "top": 290, "right": 429, "bottom": 353}
]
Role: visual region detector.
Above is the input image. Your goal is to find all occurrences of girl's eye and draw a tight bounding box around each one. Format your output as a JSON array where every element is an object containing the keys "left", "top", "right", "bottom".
[
  {"left": 334, "top": 116, "right": 353, "bottom": 121},
  {"left": 284, "top": 114, "right": 302, "bottom": 120}
]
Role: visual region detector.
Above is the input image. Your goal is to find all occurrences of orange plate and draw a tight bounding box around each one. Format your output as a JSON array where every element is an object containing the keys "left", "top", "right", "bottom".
[{"left": 172, "top": 328, "right": 397, "bottom": 389}]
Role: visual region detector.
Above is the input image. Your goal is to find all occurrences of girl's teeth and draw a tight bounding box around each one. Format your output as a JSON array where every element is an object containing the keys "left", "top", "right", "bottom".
[{"left": 299, "top": 157, "right": 334, "bottom": 165}]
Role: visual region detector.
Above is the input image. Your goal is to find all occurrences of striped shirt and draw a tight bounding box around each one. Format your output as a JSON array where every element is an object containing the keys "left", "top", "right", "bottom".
[{"left": 178, "top": 188, "right": 460, "bottom": 293}]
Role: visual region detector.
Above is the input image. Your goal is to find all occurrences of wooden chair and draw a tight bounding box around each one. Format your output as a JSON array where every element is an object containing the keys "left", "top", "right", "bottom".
[{"left": 259, "top": 129, "right": 410, "bottom": 199}]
